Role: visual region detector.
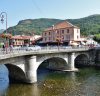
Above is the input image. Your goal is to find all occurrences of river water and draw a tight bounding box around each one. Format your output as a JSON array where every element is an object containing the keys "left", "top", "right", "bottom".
[{"left": 0, "top": 64, "right": 100, "bottom": 96}]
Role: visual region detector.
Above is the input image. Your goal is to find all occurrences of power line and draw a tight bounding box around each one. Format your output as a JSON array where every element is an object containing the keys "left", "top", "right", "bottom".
[{"left": 31, "top": 0, "right": 43, "bottom": 15}]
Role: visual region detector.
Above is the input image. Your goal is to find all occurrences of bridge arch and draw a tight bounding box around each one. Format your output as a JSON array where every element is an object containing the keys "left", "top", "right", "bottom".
[
  {"left": 37, "top": 57, "right": 68, "bottom": 71},
  {"left": 75, "top": 53, "right": 89, "bottom": 67},
  {"left": 5, "top": 64, "right": 26, "bottom": 83}
]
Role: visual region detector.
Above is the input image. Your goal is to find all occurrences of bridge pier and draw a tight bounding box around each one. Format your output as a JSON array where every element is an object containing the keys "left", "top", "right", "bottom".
[
  {"left": 25, "top": 56, "right": 37, "bottom": 83},
  {"left": 68, "top": 53, "right": 78, "bottom": 71}
]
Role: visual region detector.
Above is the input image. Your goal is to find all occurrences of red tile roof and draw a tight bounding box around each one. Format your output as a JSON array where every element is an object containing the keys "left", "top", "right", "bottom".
[
  {"left": 45, "top": 21, "right": 79, "bottom": 31},
  {"left": 11, "top": 35, "right": 31, "bottom": 40}
]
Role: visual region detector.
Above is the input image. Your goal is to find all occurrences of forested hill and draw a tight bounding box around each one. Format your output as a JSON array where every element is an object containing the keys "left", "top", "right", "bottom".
[
  {"left": 7, "top": 18, "right": 62, "bottom": 35},
  {"left": 7, "top": 14, "right": 100, "bottom": 35},
  {"left": 68, "top": 14, "right": 100, "bottom": 35}
]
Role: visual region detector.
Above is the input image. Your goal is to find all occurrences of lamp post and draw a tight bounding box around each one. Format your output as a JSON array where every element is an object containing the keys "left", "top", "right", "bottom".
[{"left": 0, "top": 12, "right": 8, "bottom": 53}]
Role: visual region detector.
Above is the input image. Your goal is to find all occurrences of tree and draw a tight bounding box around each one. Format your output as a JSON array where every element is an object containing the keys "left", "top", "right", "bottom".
[{"left": 93, "top": 34, "right": 100, "bottom": 43}]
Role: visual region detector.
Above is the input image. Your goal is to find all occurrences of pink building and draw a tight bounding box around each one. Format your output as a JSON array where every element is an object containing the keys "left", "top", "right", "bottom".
[{"left": 42, "top": 21, "right": 81, "bottom": 45}]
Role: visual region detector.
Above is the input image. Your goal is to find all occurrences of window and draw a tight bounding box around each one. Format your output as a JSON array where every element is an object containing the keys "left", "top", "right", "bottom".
[
  {"left": 49, "top": 32, "right": 50, "bottom": 35},
  {"left": 57, "top": 30, "right": 59, "bottom": 34},
  {"left": 62, "top": 36, "right": 64, "bottom": 40},
  {"left": 62, "top": 30, "right": 64, "bottom": 34},
  {"left": 57, "top": 36, "right": 59, "bottom": 38},
  {"left": 45, "top": 32, "right": 46, "bottom": 36},
  {"left": 77, "top": 36, "right": 79, "bottom": 39},
  {"left": 45, "top": 37, "right": 47, "bottom": 41},
  {"left": 67, "top": 29, "right": 69, "bottom": 33}
]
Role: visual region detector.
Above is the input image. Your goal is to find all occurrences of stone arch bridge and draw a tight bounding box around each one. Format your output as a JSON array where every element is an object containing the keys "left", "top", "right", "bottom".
[{"left": 0, "top": 48, "right": 95, "bottom": 83}]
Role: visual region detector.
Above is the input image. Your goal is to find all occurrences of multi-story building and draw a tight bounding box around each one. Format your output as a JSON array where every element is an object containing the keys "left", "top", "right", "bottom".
[
  {"left": 10, "top": 35, "right": 31, "bottom": 46},
  {"left": 10, "top": 35, "right": 42, "bottom": 46},
  {"left": 42, "top": 21, "right": 81, "bottom": 45}
]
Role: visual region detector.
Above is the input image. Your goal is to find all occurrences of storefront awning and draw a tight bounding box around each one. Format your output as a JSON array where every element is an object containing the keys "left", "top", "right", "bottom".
[{"left": 70, "top": 42, "right": 79, "bottom": 46}]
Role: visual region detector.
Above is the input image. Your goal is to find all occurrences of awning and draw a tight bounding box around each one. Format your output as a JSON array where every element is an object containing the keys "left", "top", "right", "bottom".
[
  {"left": 70, "top": 42, "right": 79, "bottom": 46},
  {"left": 81, "top": 41, "right": 86, "bottom": 45}
]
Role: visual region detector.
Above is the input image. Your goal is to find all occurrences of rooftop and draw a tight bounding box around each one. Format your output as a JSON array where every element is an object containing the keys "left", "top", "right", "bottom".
[{"left": 44, "top": 21, "right": 79, "bottom": 31}]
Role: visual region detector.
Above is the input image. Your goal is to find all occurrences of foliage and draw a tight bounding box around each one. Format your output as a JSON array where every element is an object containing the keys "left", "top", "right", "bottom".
[
  {"left": 68, "top": 14, "right": 100, "bottom": 35},
  {"left": 93, "top": 34, "right": 100, "bottom": 43},
  {"left": 7, "top": 18, "right": 62, "bottom": 35},
  {"left": 5, "top": 14, "right": 100, "bottom": 36}
]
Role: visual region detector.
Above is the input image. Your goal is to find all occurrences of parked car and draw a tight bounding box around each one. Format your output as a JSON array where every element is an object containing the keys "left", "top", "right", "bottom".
[
  {"left": 34, "top": 45, "right": 41, "bottom": 50},
  {"left": 94, "top": 44, "right": 100, "bottom": 49},
  {"left": 12, "top": 46, "right": 21, "bottom": 50},
  {"left": 19, "top": 45, "right": 41, "bottom": 51}
]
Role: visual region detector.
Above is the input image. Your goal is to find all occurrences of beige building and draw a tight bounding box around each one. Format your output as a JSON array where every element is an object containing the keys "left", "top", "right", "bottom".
[
  {"left": 42, "top": 21, "right": 81, "bottom": 45},
  {"left": 10, "top": 35, "right": 42, "bottom": 46}
]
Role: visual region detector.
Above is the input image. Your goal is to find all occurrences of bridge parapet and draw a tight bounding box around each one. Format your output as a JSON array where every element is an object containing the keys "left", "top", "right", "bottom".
[{"left": 0, "top": 47, "right": 90, "bottom": 60}]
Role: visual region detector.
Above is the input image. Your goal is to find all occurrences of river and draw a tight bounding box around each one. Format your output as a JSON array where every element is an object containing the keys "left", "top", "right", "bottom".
[{"left": 0, "top": 64, "right": 100, "bottom": 96}]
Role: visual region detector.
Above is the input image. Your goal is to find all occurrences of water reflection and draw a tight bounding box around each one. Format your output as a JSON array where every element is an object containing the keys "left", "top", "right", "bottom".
[
  {"left": 37, "top": 68, "right": 100, "bottom": 96},
  {"left": 6, "top": 83, "right": 40, "bottom": 96},
  {"left": 0, "top": 65, "right": 100, "bottom": 96},
  {"left": 0, "top": 64, "right": 9, "bottom": 96},
  {"left": 68, "top": 72, "right": 76, "bottom": 81},
  {"left": 33, "top": 84, "right": 40, "bottom": 96},
  {"left": 0, "top": 81, "right": 9, "bottom": 96}
]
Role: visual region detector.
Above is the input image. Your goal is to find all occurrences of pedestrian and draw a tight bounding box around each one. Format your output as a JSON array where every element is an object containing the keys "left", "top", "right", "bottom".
[
  {"left": 2, "top": 44, "right": 5, "bottom": 53},
  {"left": 10, "top": 44, "right": 13, "bottom": 52}
]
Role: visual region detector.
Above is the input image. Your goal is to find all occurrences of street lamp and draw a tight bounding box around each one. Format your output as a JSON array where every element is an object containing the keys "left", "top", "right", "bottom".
[{"left": 0, "top": 12, "right": 8, "bottom": 53}]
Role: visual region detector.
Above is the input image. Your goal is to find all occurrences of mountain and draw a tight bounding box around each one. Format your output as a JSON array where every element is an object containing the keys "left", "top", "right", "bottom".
[
  {"left": 7, "top": 18, "right": 62, "bottom": 35},
  {"left": 68, "top": 14, "right": 100, "bottom": 35},
  {"left": 7, "top": 14, "right": 100, "bottom": 36}
]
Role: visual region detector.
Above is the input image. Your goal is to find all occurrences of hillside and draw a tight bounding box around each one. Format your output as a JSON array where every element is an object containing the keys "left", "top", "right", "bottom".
[
  {"left": 68, "top": 14, "right": 100, "bottom": 35},
  {"left": 7, "top": 18, "right": 62, "bottom": 35},
  {"left": 6, "top": 14, "right": 100, "bottom": 36}
]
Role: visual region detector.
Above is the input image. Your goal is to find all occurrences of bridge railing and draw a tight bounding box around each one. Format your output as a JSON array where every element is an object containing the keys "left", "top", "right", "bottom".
[
  {"left": 0, "top": 46, "right": 90, "bottom": 55},
  {"left": 40, "top": 46, "right": 90, "bottom": 51}
]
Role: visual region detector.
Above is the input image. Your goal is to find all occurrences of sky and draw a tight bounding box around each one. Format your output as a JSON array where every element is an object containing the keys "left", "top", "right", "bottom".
[{"left": 0, "top": 0, "right": 100, "bottom": 29}]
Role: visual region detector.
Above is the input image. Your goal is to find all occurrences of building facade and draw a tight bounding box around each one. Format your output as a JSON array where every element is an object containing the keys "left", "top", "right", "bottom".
[
  {"left": 42, "top": 21, "right": 81, "bottom": 45},
  {"left": 10, "top": 35, "right": 42, "bottom": 46},
  {"left": 10, "top": 35, "right": 31, "bottom": 46}
]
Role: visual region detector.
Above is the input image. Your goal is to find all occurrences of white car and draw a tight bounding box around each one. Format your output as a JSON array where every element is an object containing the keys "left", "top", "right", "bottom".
[
  {"left": 34, "top": 45, "right": 41, "bottom": 50},
  {"left": 20, "top": 45, "right": 41, "bottom": 51},
  {"left": 12, "top": 46, "right": 21, "bottom": 50}
]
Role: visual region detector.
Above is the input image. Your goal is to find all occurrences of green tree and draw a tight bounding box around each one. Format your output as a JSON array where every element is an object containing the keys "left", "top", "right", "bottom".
[{"left": 93, "top": 34, "right": 100, "bottom": 43}]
